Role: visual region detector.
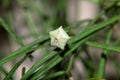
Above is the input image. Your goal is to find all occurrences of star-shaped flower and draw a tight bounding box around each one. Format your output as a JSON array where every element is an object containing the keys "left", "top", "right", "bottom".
[{"left": 49, "top": 26, "right": 71, "bottom": 50}]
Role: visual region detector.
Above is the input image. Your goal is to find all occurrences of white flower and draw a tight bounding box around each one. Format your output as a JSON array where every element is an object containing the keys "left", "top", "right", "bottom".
[{"left": 49, "top": 26, "right": 71, "bottom": 50}]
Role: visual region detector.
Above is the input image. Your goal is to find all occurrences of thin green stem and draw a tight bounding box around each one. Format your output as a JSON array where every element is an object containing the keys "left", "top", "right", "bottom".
[
  {"left": 30, "top": 55, "right": 63, "bottom": 80},
  {"left": 0, "top": 18, "right": 24, "bottom": 46},
  {"left": 0, "top": 66, "right": 8, "bottom": 76},
  {"left": 88, "top": 10, "right": 104, "bottom": 26},
  {"left": 65, "top": 36, "right": 91, "bottom": 57},
  {"left": 86, "top": 41, "right": 120, "bottom": 53},
  {"left": 3, "top": 55, "right": 27, "bottom": 80},
  {"left": 66, "top": 54, "right": 75, "bottom": 73},
  {"left": 68, "top": 15, "right": 120, "bottom": 46},
  {"left": 0, "top": 36, "right": 49, "bottom": 66},
  {"left": 41, "top": 71, "right": 66, "bottom": 80},
  {"left": 25, "top": 11, "right": 38, "bottom": 38},
  {"left": 21, "top": 51, "right": 58, "bottom": 80},
  {"left": 97, "top": 29, "right": 112, "bottom": 78}
]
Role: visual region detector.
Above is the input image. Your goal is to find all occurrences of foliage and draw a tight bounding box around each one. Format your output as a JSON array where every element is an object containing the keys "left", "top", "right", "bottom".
[{"left": 0, "top": 0, "right": 120, "bottom": 80}]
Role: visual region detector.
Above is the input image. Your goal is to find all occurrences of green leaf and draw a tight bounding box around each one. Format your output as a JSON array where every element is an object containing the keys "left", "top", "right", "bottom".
[
  {"left": 21, "top": 51, "right": 58, "bottom": 80},
  {"left": 3, "top": 56, "right": 27, "bottom": 80},
  {"left": 97, "top": 29, "right": 112, "bottom": 78},
  {"left": 86, "top": 41, "right": 120, "bottom": 53},
  {"left": 25, "top": 11, "right": 38, "bottom": 38},
  {"left": 0, "top": 36, "right": 49, "bottom": 66},
  {"left": 0, "top": 18, "right": 24, "bottom": 46},
  {"left": 41, "top": 71, "right": 66, "bottom": 80},
  {"left": 68, "top": 15, "right": 120, "bottom": 46},
  {"left": 31, "top": 55, "right": 63, "bottom": 80}
]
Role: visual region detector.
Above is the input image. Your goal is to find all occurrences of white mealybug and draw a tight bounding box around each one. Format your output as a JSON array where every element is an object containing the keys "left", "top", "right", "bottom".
[{"left": 49, "top": 26, "right": 71, "bottom": 50}]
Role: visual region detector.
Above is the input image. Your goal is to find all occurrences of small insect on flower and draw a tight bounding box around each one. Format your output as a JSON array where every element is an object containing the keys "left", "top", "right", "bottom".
[{"left": 49, "top": 26, "right": 71, "bottom": 50}]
